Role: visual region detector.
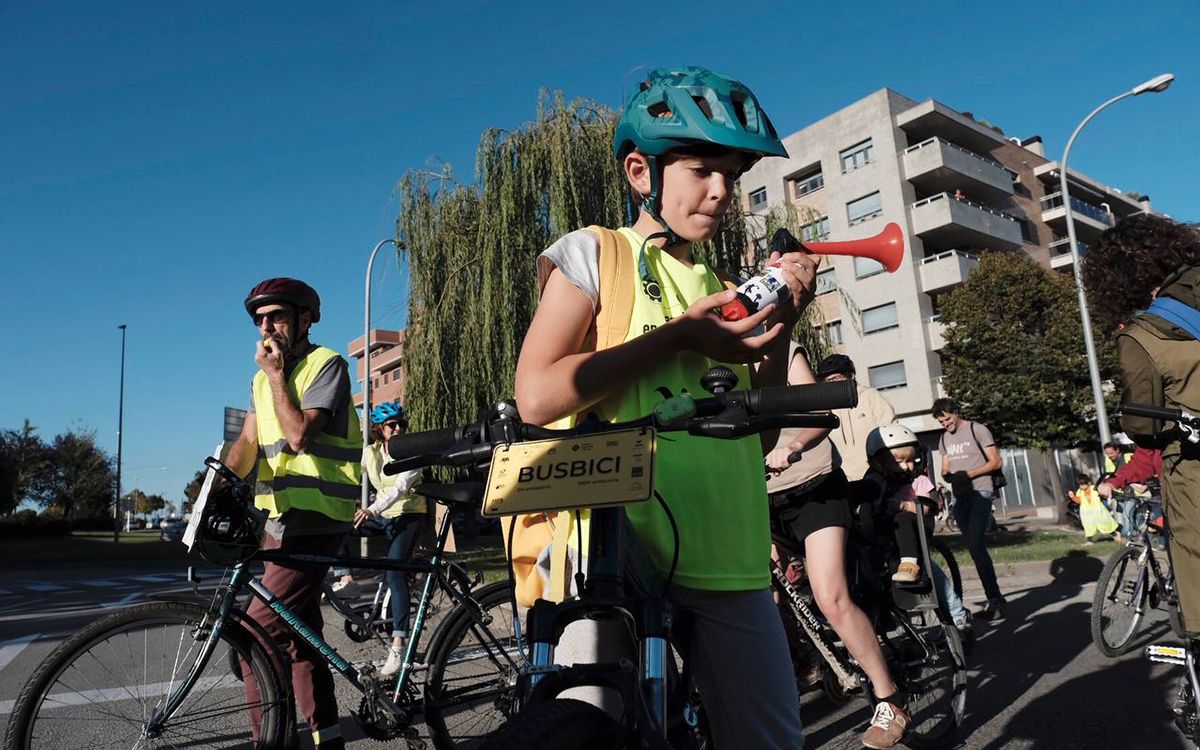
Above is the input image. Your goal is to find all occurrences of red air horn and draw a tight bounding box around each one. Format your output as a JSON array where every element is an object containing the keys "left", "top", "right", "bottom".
[{"left": 719, "top": 223, "right": 907, "bottom": 321}]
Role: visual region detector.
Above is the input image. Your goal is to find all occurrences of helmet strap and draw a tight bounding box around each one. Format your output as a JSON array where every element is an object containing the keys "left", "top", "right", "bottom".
[{"left": 638, "top": 155, "right": 682, "bottom": 247}]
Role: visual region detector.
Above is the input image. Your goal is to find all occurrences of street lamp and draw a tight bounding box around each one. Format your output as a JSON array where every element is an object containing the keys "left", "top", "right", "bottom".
[
  {"left": 360, "top": 238, "right": 404, "bottom": 552},
  {"left": 114, "top": 324, "right": 127, "bottom": 543},
  {"left": 1061, "top": 72, "right": 1174, "bottom": 448}
]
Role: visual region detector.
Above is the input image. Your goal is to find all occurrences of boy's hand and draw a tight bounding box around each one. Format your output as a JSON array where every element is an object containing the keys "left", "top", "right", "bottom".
[
  {"left": 672, "top": 289, "right": 784, "bottom": 363},
  {"left": 764, "top": 249, "right": 819, "bottom": 327}
]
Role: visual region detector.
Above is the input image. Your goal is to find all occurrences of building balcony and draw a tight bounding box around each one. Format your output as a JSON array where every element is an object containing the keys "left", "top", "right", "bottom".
[
  {"left": 918, "top": 249, "right": 980, "bottom": 293},
  {"left": 909, "top": 192, "right": 1023, "bottom": 251},
  {"left": 1041, "top": 192, "right": 1113, "bottom": 244},
  {"left": 925, "top": 315, "right": 947, "bottom": 351},
  {"left": 902, "top": 137, "right": 1014, "bottom": 203},
  {"left": 1047, "top": 236, "right": 1089, "bottom": 271}
]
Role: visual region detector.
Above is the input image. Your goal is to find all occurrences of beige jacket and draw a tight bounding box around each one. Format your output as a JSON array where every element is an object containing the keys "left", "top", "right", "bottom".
[{"left": 829, "top": 385, "right": 896, "bottom": 481}]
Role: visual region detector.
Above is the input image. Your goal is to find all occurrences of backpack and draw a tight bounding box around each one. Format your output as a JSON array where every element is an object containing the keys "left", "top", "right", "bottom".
[
  {"left": 1146, "top": 297, "right": 1200, "bottom": 340},
  {"left": 503, "top": 226, "right": 738, "bottom": 607}
]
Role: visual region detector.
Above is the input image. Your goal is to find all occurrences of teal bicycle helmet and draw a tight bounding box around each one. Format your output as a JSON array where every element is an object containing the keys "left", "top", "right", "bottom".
[
  {"left": 614, "top": 67, "right": 787, "bottom": 237},
  {"left": 370, "top": 401, "right": 406, "bottom": 426}
]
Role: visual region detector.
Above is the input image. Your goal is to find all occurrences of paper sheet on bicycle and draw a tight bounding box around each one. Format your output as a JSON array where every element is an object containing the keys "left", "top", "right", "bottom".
[
  {"left": 481, "top": 427, "right": 656, "bottom": 516},
  {"left": 182, "top": 444, "right": 224, "bottom": 549}
]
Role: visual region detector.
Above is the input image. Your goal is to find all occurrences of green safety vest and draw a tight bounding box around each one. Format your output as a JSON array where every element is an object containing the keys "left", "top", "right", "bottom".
[{"left": 252, "top": 346, "right": 362, "bottom": 521}]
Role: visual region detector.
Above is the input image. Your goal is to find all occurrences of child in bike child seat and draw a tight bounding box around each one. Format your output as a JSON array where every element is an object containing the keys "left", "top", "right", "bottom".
[
  {"left": 512, "top": 67, "right": 845, "bottom": 750},
  {"left": 862, "top": 424, "right": 936, "bottom": 583}
]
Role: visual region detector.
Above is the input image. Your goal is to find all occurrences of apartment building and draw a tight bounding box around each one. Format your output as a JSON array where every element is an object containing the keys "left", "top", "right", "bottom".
[
  {"left": 347, "top": 328, "right": 406, "bottom": 409},
  {"left": 739, "top": 88, "right": 1149, "bottom": 506}
]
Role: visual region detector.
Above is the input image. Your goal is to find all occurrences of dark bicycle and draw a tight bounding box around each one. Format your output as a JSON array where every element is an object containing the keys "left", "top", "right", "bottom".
[
  {"left": 770, "top": 479, "right": 968, "bottom": 748},
  {"left": 381, "top": 366, "right": 953, "bottom": 748},
  {"left": 1091, "top": 478, "right": 1173, "bottom": 657},
  {"left": 4, "top": 458, "right": 520, "bottom": 750}
]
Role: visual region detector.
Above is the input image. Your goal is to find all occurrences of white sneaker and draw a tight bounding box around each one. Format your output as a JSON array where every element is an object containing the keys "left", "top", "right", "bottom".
[
  {"left": 330, "top": 579, "right": 361, "bottom": 599},
  {"left": 380, "top": 646, "right": 404, "bottom": 677}
]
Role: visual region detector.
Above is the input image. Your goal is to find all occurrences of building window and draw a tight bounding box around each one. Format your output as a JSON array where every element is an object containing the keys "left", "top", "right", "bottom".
[
  {"left": 855, "top": 256, "right": 886, "bottom": 278},
  {"left": 749, "top": 187, "right": 768, "bottom": 211},
  {"left": 816, "top": 267, "right": 837, "bottom": 296},
  {"left": 847, "top": 191, "right": 883, "bottom": 226},
  {"left": 801, "top": 216, "right": 830, "bottom": 243},
  {"left": 862, "top": 302, "right": 899, "bottom": 334},
  {"left": 826, "top": 320, "right": 844, "bottom": 346},
  {"left": 869, "top": 360, "right": 907, "bottom": 390},
  {"left": 840, "top": 139, "right": 874, "bottom": 173},
  {"left": 793, "top": 168, "right": 824, "bottom": 198}
]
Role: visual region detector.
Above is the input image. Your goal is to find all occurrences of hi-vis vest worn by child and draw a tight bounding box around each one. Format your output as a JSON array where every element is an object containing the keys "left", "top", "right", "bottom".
[{"left": 505, "top": 226, "right": 769, "bottom": 607}]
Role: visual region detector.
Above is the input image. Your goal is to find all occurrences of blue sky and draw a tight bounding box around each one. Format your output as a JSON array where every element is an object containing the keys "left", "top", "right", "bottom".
[{"left": 3, "top": 0, "right": 1197, "bottom": 505}]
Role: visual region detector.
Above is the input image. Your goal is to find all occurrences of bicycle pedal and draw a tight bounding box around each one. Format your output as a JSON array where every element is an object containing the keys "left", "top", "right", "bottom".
[{"left": 1147, "top": 644, "right": 1188, "bottom": 666}]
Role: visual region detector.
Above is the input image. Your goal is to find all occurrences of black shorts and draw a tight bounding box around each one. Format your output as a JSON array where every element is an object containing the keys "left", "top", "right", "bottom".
[{"left": 769, "top": 469, "right": 852, "bottom": 555}]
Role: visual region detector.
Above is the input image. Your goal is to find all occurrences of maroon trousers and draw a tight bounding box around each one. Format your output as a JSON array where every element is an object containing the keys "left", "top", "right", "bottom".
[{"left": 244, "top": 532, "right": 346, "bottom": 746}]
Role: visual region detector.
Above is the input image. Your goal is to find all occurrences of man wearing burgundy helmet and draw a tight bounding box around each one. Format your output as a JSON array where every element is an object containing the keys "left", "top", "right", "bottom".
[{"left": 226, "top": 277, "right": 362, "bottom": 750}]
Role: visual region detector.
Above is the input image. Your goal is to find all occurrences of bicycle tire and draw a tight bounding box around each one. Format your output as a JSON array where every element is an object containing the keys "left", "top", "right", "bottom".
[
  {"left": 476, "top": 698, "right": 620, "bottom": 750},
  {"left": 891, "top": 610, "right": 966, "bottom": 750},
  {"left": 424, "top": 581, "right": 522, "bottom": 750},
  {"left": 928, "top": 538, "right": 963, "bottom": 603},
  {"left": 1091, "top": 545, "right": 1148, "bottom": 657},
  {"left": 4, "top": 601, "right": 287, "bottom": 750}
]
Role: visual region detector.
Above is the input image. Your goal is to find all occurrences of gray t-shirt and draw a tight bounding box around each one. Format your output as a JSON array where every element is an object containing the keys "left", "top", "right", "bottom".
[
  {"left": 249, "top": 346, "right": 355, "bottom": 539},
  {"left": 939, "top": 419, "right": 996, "bottom": 493}
]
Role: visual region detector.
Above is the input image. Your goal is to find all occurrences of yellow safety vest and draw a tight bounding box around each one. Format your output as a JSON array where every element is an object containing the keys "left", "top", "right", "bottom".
[{"left": 252, "top": 346, "right": 362, "bottom": 521}]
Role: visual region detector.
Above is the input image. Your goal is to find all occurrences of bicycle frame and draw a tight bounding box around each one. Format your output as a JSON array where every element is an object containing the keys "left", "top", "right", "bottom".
[
  {"left": 769, "top": 562, "right": 860, "bottom": 693},
  {"left": 148, "top": 505, "right": 469, "bottom": 734}
]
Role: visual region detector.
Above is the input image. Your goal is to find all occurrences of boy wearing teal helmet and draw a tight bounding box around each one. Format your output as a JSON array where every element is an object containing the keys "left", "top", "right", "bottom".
[{"left": 515, "top": 67, "right": 837, "bottom": 749}]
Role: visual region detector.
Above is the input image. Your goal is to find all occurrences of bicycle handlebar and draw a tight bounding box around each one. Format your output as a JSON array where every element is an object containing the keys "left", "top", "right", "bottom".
[
  {"left": 384, "top": 375, "right": 857, "bottom": 475},
  {"left": 1117, "top": 402, "right": 1200, "bottom": 428}
]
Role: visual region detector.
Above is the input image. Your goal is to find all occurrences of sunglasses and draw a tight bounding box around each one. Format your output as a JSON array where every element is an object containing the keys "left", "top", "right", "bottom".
[
  {"left": 252, "top": 309, "right": 292, "bottom": 327},
  {"left": 379, "top": 421, "right": 405, "bottom": 431}
]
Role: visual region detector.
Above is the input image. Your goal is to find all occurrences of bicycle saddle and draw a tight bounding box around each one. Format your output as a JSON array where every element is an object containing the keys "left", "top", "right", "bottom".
[{"left": 416, "top": 481, "right": 484, "bottom": 507}]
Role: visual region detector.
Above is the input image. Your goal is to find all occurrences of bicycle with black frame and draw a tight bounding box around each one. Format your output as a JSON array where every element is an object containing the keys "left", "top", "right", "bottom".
[
  {"left": 1116, "top": 402, "right": 1200, "bottom": 748},
  {"left": 770, "top": 463, "right": 968, "bottom": 747},
  {"left": 373, "top": 366, "right": 853, "bottom": 749},
  {"left": 5, "top": 458, "right": 520, "bottom": 750}
]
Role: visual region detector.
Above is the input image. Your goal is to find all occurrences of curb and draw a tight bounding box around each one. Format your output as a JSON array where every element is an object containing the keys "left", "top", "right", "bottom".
[{"left": 958, "top": 555, "right": 1108, "bottom": 584}]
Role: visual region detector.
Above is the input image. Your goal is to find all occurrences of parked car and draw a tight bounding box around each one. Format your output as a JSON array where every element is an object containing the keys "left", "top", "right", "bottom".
[{"left": 160, "top": 521, "right": 187, "bottom": 543}]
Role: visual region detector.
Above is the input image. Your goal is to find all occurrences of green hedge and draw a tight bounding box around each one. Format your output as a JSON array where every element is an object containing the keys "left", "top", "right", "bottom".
[{"left": 0, "top": 510, "right": 113, "bottom": 538}]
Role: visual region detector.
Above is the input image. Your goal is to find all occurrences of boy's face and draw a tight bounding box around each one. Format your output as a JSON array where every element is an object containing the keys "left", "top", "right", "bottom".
[
  {"left": 656, "top": 151, "right": 750, "bottom": 242},
  {"left": 888, "top": 445, "right": 918, "bottom": 477}
]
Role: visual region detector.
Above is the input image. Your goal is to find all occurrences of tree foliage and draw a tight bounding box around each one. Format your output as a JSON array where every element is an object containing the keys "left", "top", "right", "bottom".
[
  {"left": 123, "top": 489, "right": 166, "bottom": 516},
  {"left": 28, "top": 429, "right": 116, "bottom": 519},
  {"left": 398, "top": 91, "right": 833, "bottom": 432},
  {"left": 0, "top": 420, "right": 48, "bottom": 515},
  {"left": 938, "top": 252, "right": 1118, "bottom": 450}
]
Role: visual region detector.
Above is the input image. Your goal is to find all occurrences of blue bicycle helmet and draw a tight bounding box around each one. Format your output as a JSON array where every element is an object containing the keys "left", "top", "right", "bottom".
[
  {"left": 369, "top": 402, "right": 406, "bottom": 426},
  {"left": 613, "top": 66, "right": 787, "bottom": 236}
]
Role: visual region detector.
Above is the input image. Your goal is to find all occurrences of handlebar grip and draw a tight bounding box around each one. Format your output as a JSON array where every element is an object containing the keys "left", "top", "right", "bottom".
[
  {"left": 387, "top": 426, "right": 462, "bottom": 460},
  {"left": 744, "top": 381, "right": 858, "bottom": 415},
  {"left": 1118, "top": 403, "right": 1184, "bottom": 422}
]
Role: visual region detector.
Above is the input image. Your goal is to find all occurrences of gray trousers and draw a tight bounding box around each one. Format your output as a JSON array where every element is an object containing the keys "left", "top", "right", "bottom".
[{"left": 555, "top": 585, "right": 804, "bottom": 750}]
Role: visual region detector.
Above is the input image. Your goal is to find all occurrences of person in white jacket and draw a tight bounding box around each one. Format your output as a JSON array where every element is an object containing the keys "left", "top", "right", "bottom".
[
  {"left": 815, "top": 354, "right": 896, "bottom": 481},
  {"left": 356, "top": 402, "right": 426, "bottom": 677}
]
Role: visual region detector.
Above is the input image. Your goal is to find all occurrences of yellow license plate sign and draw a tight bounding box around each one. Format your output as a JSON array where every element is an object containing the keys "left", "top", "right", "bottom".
[{"left": 481, "top": 427, "right": 656, "bottom": 517}]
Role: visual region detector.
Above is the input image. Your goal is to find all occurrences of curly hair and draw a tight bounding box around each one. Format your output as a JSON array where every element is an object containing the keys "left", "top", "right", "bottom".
[{"left": 1081, "top": 213, "right": 1200, "bottom": 332}]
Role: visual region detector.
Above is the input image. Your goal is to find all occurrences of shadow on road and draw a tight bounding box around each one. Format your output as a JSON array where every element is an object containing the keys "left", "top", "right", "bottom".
[{"left": 965, "top": 550, "right": 1187, "bottom": 749}]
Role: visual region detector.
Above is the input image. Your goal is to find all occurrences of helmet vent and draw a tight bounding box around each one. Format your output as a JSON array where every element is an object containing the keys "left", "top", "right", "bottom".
[
  {"left": 648, "top": 101, "right": 672, "bottom": 119},
  {"left": 731, "top": 96, "right": 749, "bottom": 129},
  {"left": 691, "top": 96, "right": 714, "bottom": 120}
]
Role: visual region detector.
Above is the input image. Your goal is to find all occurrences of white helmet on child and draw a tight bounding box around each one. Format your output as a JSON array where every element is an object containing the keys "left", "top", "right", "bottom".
[{"left": 865, "top": 424, "right": 919, "bottom": 457}]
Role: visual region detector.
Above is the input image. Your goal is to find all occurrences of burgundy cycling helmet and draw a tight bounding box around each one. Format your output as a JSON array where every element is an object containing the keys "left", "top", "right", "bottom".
[{"left": 244, "top": 278, "right": 321, "bottom": 323}]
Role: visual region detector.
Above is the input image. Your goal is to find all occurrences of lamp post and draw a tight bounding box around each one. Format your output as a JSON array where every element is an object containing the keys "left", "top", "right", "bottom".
[
  {"left": 1061, "top": 72, "right": 1174, "bottom": 448},
  {"left": 113, "top": 324, "right": 127, "bottom": 543},
  {"left": 360, "top": 238, "right": 403, "bottom": 552}
]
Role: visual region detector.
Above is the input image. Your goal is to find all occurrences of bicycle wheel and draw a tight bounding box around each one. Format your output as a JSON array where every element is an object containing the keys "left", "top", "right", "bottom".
[
  {"left": 888, "top": 609, "right": 966, "bottom": 750},
  {"left": 928, "top": 539, "right": 963, "bottom": 603},
  {"left": 1091, "top": 545, "right": 1148, "bottom": 657},
  {"left": 5, "top": 601, "right": 286, "bottom": 750},
  {"left": 476, "top": 698, "right": 620, "bottom": 750},
  {"left": 425, "top": 581, "right": 522, "bottom": 750}
]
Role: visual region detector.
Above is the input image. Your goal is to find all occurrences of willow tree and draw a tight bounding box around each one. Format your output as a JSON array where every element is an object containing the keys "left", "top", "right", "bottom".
[{"left": 398, "top": 92, "right": 832, "bottom": 432}]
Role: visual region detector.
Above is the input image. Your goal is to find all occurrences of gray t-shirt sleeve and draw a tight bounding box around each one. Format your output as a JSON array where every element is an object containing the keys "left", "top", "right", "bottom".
[
  {"left": 974, "top": 422, "right": 996, "bottom": 448},
  {"left": 537, "top": 229, "right": 601, "bottom": 308},
  {"left": 302, "top": 355, "right": 352, "bottom": 438}
]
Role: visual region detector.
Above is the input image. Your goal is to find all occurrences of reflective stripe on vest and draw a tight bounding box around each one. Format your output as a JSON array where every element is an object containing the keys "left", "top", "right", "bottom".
[{"left": 252, "top": 346, "right": 362, "bottom": 521}]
